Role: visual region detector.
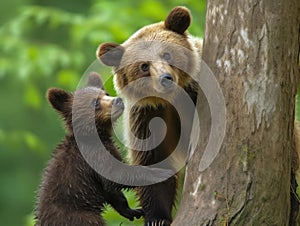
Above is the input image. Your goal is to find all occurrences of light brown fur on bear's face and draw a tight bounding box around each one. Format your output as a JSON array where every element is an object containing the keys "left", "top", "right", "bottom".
[
  {"left": 114, "top": 39, "right": 196, "bottom": 103},
  {"left": 115, "top": 26, "right": 200, "bottom": 106},
  {"left": 123, "top": 22, "right": 189, "bottom": 47}
]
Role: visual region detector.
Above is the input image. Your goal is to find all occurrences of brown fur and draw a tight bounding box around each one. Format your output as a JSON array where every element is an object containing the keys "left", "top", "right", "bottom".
[
  {"left": 35, "top": 73, "right": 143, "bottom": 226},
  {"left": 97, "top": 7, "right": 202, "bottom": 226},
  {"left": 164, "top": 6, "right": 191, "bottom": 34}
]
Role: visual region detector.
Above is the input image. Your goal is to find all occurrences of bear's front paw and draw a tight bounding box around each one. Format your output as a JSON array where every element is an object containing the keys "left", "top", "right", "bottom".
[
  {"left": 144, "top": 219, "right": 171, "bottom": 226},
  {"left": 131, "top": 208, "right": 144, "bottom": 220}
]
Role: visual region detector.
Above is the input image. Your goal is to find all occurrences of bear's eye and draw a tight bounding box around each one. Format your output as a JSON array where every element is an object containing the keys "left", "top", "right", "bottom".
[
  {"left": 140, "top": 63, "right": 150, "bottom": 72},
  {"left": 92, "top": 98, "right": 100, "bottom": 110},
  {"left": 162, "top": 52, "right": 172, "bottom": 62}
]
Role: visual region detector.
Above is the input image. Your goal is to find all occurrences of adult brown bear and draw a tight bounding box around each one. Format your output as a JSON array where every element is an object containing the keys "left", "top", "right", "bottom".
[{"left": 97, "top": 6, "right": 202, "bottom": 226}]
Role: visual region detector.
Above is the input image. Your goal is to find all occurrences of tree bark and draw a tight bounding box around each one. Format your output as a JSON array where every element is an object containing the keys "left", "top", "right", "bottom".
[{"left": 173, "top": 0, "right": 300, "bottom": 225}]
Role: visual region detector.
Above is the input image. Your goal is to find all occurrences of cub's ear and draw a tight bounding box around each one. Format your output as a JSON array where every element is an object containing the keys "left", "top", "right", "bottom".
[
  {"left": 47, "top": 88, "right": 72, "bottom": 114},
  {"left": 165, "top": 6, "right": 191, "bottom": 34},
  {"left": 87, "top": 72, "right": 103, "bottom": 88},
  {"left": 96, "top": 43, "right": 124, "bottom": 67}
]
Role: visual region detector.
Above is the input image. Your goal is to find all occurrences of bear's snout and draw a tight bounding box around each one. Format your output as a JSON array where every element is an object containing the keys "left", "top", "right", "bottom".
[{"left": 159, "top": 73, "right": 174, "bottom": 88}]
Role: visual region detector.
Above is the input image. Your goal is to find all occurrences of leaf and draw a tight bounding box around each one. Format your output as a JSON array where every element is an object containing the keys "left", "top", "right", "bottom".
[
  {"left": 24, "top": 214, "right": 35, "bottom": 226},
  {"left": 139, "top": 1, "right": 167, "bottom": 21},
  {"left": 0, "top": 129, "right": 5, "bottom": 142},
  {"left": 57, "top": 69, "right": 79, "bottom": 89},
  {"left": 23, "top": 131, "right": 45, "bottom": 153},
  {"left": 24, "top": 84, "right": 42, "bottom": 109}
]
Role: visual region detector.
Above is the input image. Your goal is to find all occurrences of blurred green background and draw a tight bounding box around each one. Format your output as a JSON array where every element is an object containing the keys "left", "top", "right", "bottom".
[{"left": 0, "top": 0, "right": 206, "bottom": 225}]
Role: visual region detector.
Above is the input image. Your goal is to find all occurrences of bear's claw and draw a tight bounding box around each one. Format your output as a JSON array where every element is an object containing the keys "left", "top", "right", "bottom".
[{"left": 144, "top": 219, "right": 171, "bottom": 226}]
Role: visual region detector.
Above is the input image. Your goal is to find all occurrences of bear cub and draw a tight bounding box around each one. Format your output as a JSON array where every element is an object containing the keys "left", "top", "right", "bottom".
[{"left": 34, "top": 72, "right": 143, "bottom": 226}]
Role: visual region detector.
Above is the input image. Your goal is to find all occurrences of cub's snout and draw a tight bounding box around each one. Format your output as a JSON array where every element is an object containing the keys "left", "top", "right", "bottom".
[{"left": 111, "top": 97, "right": 124, "bottom": 119}]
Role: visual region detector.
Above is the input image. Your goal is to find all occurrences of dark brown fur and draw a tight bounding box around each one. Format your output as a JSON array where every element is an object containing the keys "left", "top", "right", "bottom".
[
  {"left": 97, "top": 6, "right": 202, "bottom": 226},
  {"left": 35, "top": 73, "right": 143, "bottom": 226},
  {"left": 164, "top": 6, "right": 191, "bottom": 34},
  {"left": 127, "top": 95, "right": 197, "bottom": 226}
]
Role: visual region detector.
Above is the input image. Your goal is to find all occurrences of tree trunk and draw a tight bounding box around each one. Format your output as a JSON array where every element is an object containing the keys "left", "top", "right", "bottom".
[{"left": 173, "top": 0, "right": 300, "bottom": 225}]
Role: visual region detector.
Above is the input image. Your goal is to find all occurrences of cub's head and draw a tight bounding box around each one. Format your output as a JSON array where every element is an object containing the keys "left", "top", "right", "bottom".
[
  {"left": 47, "top": 72, "right": 124, "bottom": 136},
  {"left": 97, "top": 6, "right": 199, "bottom": 106}
]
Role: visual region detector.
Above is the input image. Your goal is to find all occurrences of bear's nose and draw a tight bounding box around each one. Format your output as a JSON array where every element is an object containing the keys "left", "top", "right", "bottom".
[
  {"left": 159, "top": 73, "right": 174, "bottom": 88},
  {"left": 112, "top": 97, "right": 124, "bottom": 107}
]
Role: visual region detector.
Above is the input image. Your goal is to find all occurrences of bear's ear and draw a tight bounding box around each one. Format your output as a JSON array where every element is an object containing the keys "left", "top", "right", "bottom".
[
  {"left": 47, "top": 88, "right": 72, "bottom": 114},
  {"left": 87, "top": 72, "right": 103, "bottom": 88},
  {"left": 96, "top": 43, "right": 124, "bottom": 67},
  {"left": 164, "top": 6, "right": 191, "bottom": 34}
]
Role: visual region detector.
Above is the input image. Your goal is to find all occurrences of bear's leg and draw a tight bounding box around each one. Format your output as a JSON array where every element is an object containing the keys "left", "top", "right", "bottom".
[
  {"left": 106, "top": 190, "right": 144, "bottom": 221},
  {"left": 138, "top": 176, "right": 176, "bottom": 226}
]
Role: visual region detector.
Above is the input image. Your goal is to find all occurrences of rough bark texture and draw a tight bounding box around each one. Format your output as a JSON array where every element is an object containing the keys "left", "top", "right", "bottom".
[{"left": 173, "top": 0, "right": 300, "bottom": 225}]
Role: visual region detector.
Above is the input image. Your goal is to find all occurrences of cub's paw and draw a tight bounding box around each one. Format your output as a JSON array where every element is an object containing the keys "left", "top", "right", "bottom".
[
  {"left": 123, "top": 208, "right": 144, "bottom": 221},
  {"left": 131, "top": 208, "right": 144, "bottom": 220},
  {"left": 144, "top": 219, "right": 171, "bottom": 226}
]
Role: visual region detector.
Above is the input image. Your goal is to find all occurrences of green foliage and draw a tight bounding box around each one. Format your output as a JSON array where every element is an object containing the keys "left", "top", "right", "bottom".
[{"left": 0, "top": 1, "right": 206, "bottom": 226}]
